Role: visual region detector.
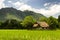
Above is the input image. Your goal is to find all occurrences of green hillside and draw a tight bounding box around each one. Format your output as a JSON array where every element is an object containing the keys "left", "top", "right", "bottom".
[{"left": 0, "top": 7, "right": 45, "bottom": 21}]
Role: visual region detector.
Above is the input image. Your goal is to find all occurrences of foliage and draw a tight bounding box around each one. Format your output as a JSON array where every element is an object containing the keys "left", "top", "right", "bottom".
[
  {"left": 0, "top": 8, "right": 60, "bottom": 30},
  {"left": 39, "top": 16, "right": 48, "bottom": 23},
  {"left": 0, "top": 30, "right": 60, "bottom": 40},
  {"left": 0, "top": 19, "right": 22, "bottom": 29},
  {"left": 0, "top": 15, "right": 59, "bottom": 30},
  {"left": 48, "top": 16, "right": 58, "bottom": 29},
  {"left": 0, "top": 8, "right": 44, "bottom": 21},
  {"left": 58, "top": 15, "right": 60, "bottom": 22},
  {"left": 58, "top": 15, "right": 60, "bottom": 28},
  {"left": 22, "top": 16, "right": 36, "bottom": 29}
]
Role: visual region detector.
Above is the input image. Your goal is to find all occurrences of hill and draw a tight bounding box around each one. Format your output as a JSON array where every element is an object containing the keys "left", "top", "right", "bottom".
[{"left": 0, "top": 7, "right": 45, "bottom": 21}]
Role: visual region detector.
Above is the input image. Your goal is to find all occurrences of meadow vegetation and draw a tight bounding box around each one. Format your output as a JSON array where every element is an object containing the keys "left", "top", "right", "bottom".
[
  {"left": 0, "top": 30, "right": 60, "bottom": 40},
  {"left": 0, "top": 15, "right": 60, "bottom": 30}
]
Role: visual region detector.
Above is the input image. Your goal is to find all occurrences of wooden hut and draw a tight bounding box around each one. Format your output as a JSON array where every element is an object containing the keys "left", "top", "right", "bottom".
[{"left": 33, "top": 22, "right": 49, "bottom": 29}]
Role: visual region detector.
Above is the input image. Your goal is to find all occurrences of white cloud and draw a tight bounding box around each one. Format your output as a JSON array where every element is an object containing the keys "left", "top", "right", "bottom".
[
  {"left": 44, "top": 3, "right": 50, "bottom": 6},
  {"left": 12, "top": 2, "right": 60, "bottom": 18},
  {"left": 18, "top": 4, "right": 33, "bottom": 11},
  {"left": 12, "top": 1, "right": 32, "bottom": 11},
  {"left": 8, "top": 1, "right": 12, "bottom": 3},
  {"left": 39, "top": 4, "right": 60, "bottom": 17},
  {"left": 0, "top": 1, "right": 59, "bottom": 18},
  {"left": 13, "top": 2, "right": 24, "bottom": 8},
  {"left": 0, "top": 0, "right": 5, "bottom": 9},
  {"left": 12, "top": 2, "right": 37, "bottom": 11},
  {"left": 20, "top": 0, "right": 30, "bottom": 3}
]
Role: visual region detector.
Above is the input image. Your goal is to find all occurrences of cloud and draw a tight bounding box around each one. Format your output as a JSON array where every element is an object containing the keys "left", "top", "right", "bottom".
[
  {"left": 39, "top": 4, "right": 60, "bottom": 17},
  {"left": 44, "top": 3, "right": 50, "bottom": 7},
  {"left": 13, "top": 2, "right": 24, "bottom": 8},
  {"left": 20, "top": 0, "right": 30, "bottom": 3},
  {"left": 13, "top": 1, "right": 40, "bottom": 13},
  {"left": 1, "top": 0, "right": 60, "bottom": 18},
  {"left": 12, "top": 2, "right": 60, "bottom": 18},
  {"left": 11, "top": 1, "right": 32, "bottom": 11},
  {"left": 0, "top": 0, "right": 6, "bottom": 9},
  {"left": 8, "top": 1, "right": 12, "bottom": 3}
]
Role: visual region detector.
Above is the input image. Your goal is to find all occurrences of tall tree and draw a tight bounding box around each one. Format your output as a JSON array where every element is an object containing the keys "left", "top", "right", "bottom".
[
  {"left": 48, "top": 16, "right": 58, "bottom": 29},
  {"left": 39, "top": 17, "right": 48, "bottom": 22},
  {"left": 22, "top": 16, "right": 36, "bottom": 29},
  {"left": 58, "top": 15, "right": 60, "bottom": 22},
  {"left": 1, "top": 19, "right": 22, "bottom": 29},
  {"left": 58, "top": 15, "right": 60, "bottom": 28}
]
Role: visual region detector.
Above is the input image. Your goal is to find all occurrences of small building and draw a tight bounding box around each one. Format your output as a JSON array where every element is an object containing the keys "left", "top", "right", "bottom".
[
  {"left": 33, "top": 22, "right": 39, "bottom": 27},
  {"left": 33, "top": 22, "right": 49, "bottom": 29}
]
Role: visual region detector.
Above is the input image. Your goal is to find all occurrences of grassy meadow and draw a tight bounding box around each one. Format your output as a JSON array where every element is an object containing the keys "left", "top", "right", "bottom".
[{"left": 0, "top": 30, "right": 60, "bottom": 40}]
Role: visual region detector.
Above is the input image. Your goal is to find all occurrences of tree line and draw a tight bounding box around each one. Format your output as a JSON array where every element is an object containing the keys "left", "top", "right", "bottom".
[{"left": 0, "top": 15, "right": 60, "bottom": 30}]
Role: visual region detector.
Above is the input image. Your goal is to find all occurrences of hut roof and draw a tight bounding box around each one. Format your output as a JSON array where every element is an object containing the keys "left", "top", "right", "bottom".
[
  {"left": 38, "top": 22, "right": 49, "bottom": 27},
  {"left": 33, "top": 22, "right": 49, "bottom": 28},
  {"left": 33, "top": 24, "right": 39, "bottom": 27}
]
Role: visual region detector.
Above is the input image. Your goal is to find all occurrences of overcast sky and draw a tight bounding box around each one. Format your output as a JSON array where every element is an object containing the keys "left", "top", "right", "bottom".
[{"left": 0, "top": 0, "right": 60, "bottom": 18}]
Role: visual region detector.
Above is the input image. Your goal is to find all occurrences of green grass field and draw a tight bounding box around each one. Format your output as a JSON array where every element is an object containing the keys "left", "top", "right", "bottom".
[{"left": 0, "top": 30, "right": 60, "bottom": 40}]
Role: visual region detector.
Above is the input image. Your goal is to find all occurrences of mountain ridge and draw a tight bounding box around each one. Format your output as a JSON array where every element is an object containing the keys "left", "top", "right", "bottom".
[{"left": 0, "top": 7, "right": 45, "bottom": 21}]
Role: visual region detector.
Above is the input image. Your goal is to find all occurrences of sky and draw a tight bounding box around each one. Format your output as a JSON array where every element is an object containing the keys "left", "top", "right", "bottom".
[{"left": 0, "top": 0, "right": 60, "bottom": 18}]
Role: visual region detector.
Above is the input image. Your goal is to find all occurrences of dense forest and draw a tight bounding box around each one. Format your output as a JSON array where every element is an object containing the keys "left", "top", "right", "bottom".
[{"left": 0, "top": 8, "right": 60, "bottom": 30}]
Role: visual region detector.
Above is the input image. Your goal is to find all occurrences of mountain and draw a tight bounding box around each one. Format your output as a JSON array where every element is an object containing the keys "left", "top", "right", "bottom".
[{"left": 0, "top": 7, "right": 45, "bottom": 21}]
